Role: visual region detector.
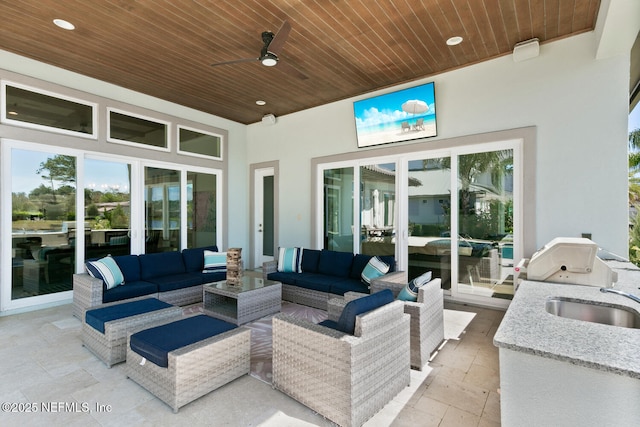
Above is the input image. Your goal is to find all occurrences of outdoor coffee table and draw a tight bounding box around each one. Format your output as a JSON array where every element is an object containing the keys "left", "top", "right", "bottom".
[{"left": 203, "top": 275, "right": 281, "bottom": 325}]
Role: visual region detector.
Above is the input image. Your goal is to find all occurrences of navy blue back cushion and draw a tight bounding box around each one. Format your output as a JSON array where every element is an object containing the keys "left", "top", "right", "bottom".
[
  {"left": 182, "top": 246, "right": 219, "bottom": 273},
  {"left": 336, "top": 289, "right": 394, "bottom": 334},
  {"left": 140, "top": 251, "right": 186, "bottom": 281},
  {"left": 317, "top": 250, "right": 354, "bottom": 278},
  {"left": 350, "top": 254, "right": 372, "bottom": 279},
  {"left": 113, "top": 255, "right": 141, "bottom": 282},
  {"left": 301, "top": 249, "right": 321, "bottom": 273},
  {"left": 129, "top": 315, "right": 236, "bottom": 368},
  {"left": 85, "top": 298, "right": 172, "bottom": 334}
]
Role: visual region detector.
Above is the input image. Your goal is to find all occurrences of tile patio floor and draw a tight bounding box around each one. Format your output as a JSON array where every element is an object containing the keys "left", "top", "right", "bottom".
[{"left": 0, "top": 300, "right": 504, "bottom": 426}]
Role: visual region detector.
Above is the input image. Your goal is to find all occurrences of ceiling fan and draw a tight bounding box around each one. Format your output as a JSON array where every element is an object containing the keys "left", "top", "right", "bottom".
[{"left": 211, "top": 20, "right": 307, "bottom": 79}]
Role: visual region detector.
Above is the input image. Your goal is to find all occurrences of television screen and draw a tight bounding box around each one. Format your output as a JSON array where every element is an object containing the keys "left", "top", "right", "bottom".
[{"left": 353, "top": 82, "right": 436, "bottom": 148}]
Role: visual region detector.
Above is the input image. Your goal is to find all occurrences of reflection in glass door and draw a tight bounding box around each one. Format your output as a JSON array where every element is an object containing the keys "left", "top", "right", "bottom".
[
  {"left": 406, "top": 158, "right": 452, "bottom": 288},
  {"left": 324, "top": 167, "right": 354, "bottom": 251},
  {"left": 456, "top": 149, "right": 514, "bottom": 300},
  {"left": 187, "top": 171, "right": 218, "bottom": 248},
  {"left": 360, "top": 163, "right": 396, "bottom": 257},
  {"left": 84, "top": 158, "right": 131, "bottom": 260},
  {"left": 145, "top": 167, "right": 180, "bottom": 252},
  {"left": 11, "top": 149, "right": 77, "bottom": 299}
]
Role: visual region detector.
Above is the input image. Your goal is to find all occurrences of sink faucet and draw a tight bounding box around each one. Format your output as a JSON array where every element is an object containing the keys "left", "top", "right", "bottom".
[{"left": 599, "top": 288, "right": 640, "bottom": 304}]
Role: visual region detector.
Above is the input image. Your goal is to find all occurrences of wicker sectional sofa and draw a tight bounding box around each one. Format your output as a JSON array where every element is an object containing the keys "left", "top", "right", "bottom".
[
  {"left": 263, "top": 248, "right": 397, "bottom": 310},
  {"left": 73, "top": 246, "right": 223, "bottom": 318}
]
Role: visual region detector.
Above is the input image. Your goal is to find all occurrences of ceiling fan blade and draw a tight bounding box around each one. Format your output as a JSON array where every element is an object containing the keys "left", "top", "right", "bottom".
[
  {"left": 267, "top": 20, "right": 291, "bottom": 55},
  {"left": 211, "top": 57, "right": 258, "bottom": 67}
]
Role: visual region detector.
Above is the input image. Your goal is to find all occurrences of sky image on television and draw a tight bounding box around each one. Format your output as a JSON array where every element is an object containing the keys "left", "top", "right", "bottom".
[{"left": 353, "top": 82, "right": 436, "bottom": 148}]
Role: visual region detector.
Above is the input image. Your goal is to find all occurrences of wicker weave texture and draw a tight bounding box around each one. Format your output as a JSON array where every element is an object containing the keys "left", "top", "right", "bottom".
[
  {"left": 330, "top": 278, "right": 445, "bottom": 371},
  {"left": 73, "top": 273, "right": 203, "bottom": 319},
  {"left": 157, "top": 285, "right": 203, "bottom": 307},
  {"left": 281, "top": 284, "right": 329, "bottom": 310},
  {"left": 82, "top": 303, "right": 184, "bottom": 367},
  {"left": 203, "top": 281, "right": 281, "bottom": 325},
  {"left": 125, "top": 323, "right": 251, "bottom": 413},
  {"left": 272, "top": 300, "right": 410, "bottom": 427}
]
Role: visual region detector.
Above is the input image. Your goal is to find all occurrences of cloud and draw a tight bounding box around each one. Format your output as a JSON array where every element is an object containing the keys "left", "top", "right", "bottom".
[{"left": 356, "top": 104, "right": 435, "bottom": 128}]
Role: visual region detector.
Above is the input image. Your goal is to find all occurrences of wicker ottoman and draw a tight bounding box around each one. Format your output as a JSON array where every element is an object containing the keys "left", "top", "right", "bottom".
[
  {"left": 82, "top": 298, "right": 183, "bottom": 368},
  {"left": 125, "top": 314, "right": 251, "bottom": 413}
]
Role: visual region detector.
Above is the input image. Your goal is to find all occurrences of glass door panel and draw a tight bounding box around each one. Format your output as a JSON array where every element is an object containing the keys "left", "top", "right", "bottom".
[
  {"left": 187, "top": 171, "right": 217, "bottom": 248},
  {"left": 145, "top": 167, "right": 180, "bottom": 252},
  {"left": 360, "top": 163, "right": 396, "bottom": 257},
  {"left": 11, "top": 149, "right": 76, "bottom": 299},
  {"left": 407, "top": 158, "right": 452, "bottom": 289},
  {"left": 84, "top": 158, "right": 131, "bottom": 259},
  {"left": 323, "top": 167, "right": 354, "bottom": 251},
  {"left": 456, "top": 149, "right": 514, "bottom": 300}
]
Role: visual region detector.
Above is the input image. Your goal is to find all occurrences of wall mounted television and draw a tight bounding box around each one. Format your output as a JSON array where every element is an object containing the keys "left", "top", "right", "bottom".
[{"left": 353, "top": 82, "right": 436, "bottom": 148}]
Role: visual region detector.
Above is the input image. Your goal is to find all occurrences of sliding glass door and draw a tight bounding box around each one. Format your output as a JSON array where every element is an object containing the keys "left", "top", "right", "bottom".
[
  {"left": 145, "top": 167, "right": 181, "bottom": 252},
  {"left": 455, "top": 149, "right": 514, "bottom": 300},
  {"left": 406, "top": 157, "right": 453, "bottom": 289},
  {"left": 317, "top": 141, "right": 520, "bottom": 307},
  {"left": 11, "top": 149, "right": 77, "bottom": 299}
]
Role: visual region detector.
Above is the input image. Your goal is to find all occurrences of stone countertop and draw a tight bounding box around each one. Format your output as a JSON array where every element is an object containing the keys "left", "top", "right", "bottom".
[{"left": 494, "top": 260, "right": 640, "bottom": 379}]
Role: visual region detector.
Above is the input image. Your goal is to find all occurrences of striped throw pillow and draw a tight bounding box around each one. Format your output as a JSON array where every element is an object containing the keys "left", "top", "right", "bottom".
[
  {"left": 398, "top": 271, "right": 433, "bottom": 301},
  {"left": 361, "top": 256, "right": 390, "bottom": 286},
  {"left": 86, "top": 256, "right": 125, "bottom": 289},
  {"left": 277, "top": 247, "right": 302, "bottom": 273},
  {"left": 203, "top": 250, "right": 227, "bottom": 273}
]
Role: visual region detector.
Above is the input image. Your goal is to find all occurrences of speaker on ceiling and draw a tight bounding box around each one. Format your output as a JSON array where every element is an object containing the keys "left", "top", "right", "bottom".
[
  {"left": 262, "top": 114, "right": 277, "bottom": 125},
  {"left": 513, "top": 38, "right": 540, "bottom": 62}
]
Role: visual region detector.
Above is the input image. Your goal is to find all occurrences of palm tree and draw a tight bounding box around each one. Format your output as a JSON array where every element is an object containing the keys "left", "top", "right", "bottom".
[{"left": 628, "top": 128, "right": 640, "bottom": 265}]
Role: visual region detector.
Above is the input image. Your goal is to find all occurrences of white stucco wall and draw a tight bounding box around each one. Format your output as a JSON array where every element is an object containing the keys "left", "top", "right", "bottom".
[{"left": 246, "top": 32, "right": 631, "bottom": 256}]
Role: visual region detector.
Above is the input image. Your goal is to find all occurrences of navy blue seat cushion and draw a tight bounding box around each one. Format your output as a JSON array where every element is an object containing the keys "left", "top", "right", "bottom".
[
  {"left": 317, "top": 250, "right": 354, "bottom": 278},
  {"left": 301, "top": 249, "right": 321, "bottom": 273},
  {"left": 85, "top": 298, "right": 172, "bottom": 334},
  {"left": 102, "top": 280, "right": 158, "bottom": 304},
  {"left": 152, "top": 273, "right": 202, "bottom": 292},
  {"left": 294, "top": 273, "right": 333, "bottom": 293},
  {"left": 329, "top": 279, "right": 369, "bottom": 296},
  {"left": 267, "top": 271, "right": 299, "bottom": 285},
  {"left": 182, "top": 246, "right": 219, "bottom": 273},
  {"left": 129, "top": 315, "right": 236, "bottom": 368},
  {"left": 112, "top": 255, "right": 142, "bottom": 282},
  {"left": 140, "top": 251, "right": 186, "bottom": 281},
  {"left": 320, "top": 289, "right": 394, "bottom": 335}
]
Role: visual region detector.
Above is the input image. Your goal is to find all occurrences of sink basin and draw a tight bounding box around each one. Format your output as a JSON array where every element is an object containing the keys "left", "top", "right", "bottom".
[{"left": 545, "top": 297, "right": 640, "bottom": 329}]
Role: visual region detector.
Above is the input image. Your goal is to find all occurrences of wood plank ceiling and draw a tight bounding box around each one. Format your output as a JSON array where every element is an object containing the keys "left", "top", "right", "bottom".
[{"left": 0, "top": 0, "right": 600, "bottom": 125}]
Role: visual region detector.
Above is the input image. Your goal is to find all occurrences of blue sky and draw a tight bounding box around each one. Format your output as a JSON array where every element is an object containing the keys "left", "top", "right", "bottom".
[{"left": 353, "top": 82, "right": 436, "bottom": 128}]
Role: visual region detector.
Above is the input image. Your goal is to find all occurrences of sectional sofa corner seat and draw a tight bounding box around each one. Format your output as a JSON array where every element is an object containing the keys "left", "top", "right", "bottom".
[
  {"left": 73, "top": 246, "right": 223, "bottom": 318},
  {"left": 264, "top": 248, "right": 397, "bottom": 310}
]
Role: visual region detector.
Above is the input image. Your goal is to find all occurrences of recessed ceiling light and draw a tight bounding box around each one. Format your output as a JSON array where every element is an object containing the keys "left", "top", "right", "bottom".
[
  {"left": 256, "top": 100, "right": 266, "bottom": 106},
  {"left": 53, "top": 19, "right": 75, "bottom": 30},
  {"left": 446, "top": 36, "right": 463, "bottom": 46}
]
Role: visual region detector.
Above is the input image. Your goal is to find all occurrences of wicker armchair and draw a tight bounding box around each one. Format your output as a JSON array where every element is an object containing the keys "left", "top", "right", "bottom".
[
  {"left": 272, "top": 298, "right": 410, "bottom": 427},
  {"left": 327, "top": 273, "right": 444, "bottom": 370},
  {"left": 371, "top": 272, "right": 445, "bottom": 370}
]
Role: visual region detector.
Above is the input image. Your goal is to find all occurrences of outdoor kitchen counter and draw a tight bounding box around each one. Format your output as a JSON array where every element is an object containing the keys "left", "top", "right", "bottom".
[{"left": 494, "top": 260, "right": 640, "bottom": 379}]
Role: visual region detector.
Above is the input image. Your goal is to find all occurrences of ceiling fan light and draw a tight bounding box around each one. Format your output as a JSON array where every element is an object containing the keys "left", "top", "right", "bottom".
[
  {"left": 261, "top": 52, "right": 278, "bottom": 67},
  {"left": 53, "top": 19, "right": 75, "bottom": 30}
]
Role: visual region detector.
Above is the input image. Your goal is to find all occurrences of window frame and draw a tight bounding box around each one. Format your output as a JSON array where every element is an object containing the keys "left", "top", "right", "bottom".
[
  {"left": 1, "top": 80, "right": 98, "bottom": 139},
  {"left": 107, "top": 107, "right": 171, "bottom": 152},
  {"left": 176, "top": 124, "right": 224, "bottom": 160}
]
